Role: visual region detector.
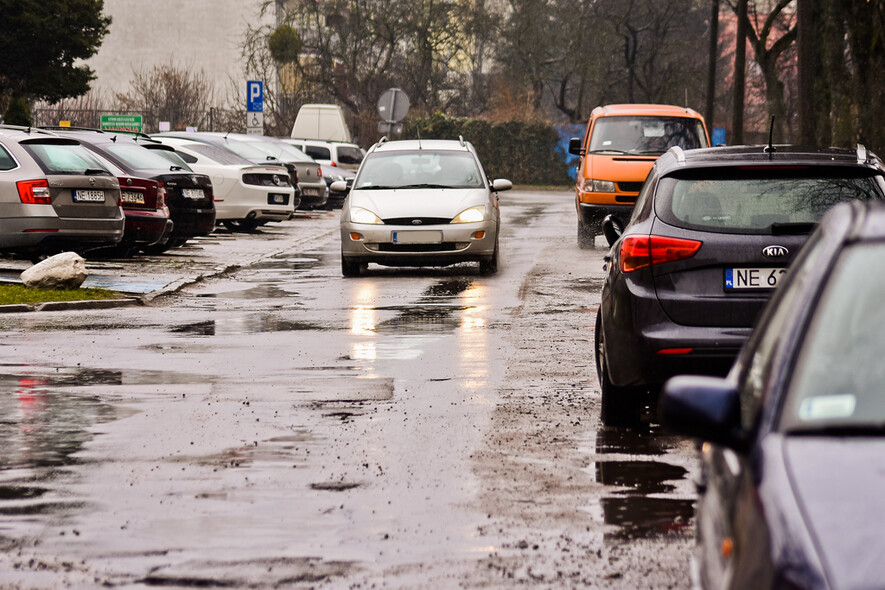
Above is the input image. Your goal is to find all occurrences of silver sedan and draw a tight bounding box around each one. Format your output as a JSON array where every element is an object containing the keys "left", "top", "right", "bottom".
[{"left": 338, "top": 138, "right": 511, "bottom": 277}]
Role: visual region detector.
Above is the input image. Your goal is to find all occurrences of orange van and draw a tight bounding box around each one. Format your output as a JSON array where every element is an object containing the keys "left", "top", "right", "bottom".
[{"left": 568, "top": 104, "right": 710, "bottom": 248}]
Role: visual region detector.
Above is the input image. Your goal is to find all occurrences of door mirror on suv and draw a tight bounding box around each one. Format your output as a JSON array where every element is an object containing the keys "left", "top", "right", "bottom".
[{"left": 602, "top": 214, "right": 624, "bottom": 247}]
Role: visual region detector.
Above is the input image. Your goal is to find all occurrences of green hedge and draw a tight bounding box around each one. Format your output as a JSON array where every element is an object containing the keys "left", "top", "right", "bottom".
[{"left": 404, "top": 112, "right": 571, "bottom": 186}]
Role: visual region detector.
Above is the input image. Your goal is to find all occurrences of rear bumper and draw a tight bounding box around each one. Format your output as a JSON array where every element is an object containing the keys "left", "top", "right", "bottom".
[
  {"left": 0, "top": 215, "right": 125, "bottom": 252},
  {"left": 168, "top": 207, "right": 216, "bottom": 239},
  {"left": 123, "top": 209, "right": 170, "bottom": 246}
]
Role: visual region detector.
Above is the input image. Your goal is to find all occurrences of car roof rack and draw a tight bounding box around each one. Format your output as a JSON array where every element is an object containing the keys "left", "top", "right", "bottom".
[
  {"left": 857, "top": 143, "right": 868, "bottom": 164},
  {"left": 670, "top": 145, "right": 686, "bottom": 165}
]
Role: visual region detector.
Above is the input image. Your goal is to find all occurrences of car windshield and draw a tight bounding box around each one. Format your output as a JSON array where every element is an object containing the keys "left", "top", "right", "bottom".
[
  {"left": 22, "top": 141, "right": 113, "bottom": 175},
  {"left": 354, "top": 151, "right": 484, "bottom": 189},
  {"left": 183, "top": 143, "right": 253, "bottom": 166},
  {"left": 781, "top": 242, "right": 885, "bottom": 433},
  {"left": 589, "top": 116, "right": 708, "bottom": 154},
  {"left": 658, "top": 170, "right": 884, "bottom": 234},
  {"left": 102, "top": 143, "right": 191, "bottom": 172}
]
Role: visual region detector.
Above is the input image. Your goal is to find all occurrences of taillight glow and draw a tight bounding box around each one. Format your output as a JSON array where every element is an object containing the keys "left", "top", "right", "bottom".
[
  {"left": 17, "top": 179, "right": 51, "bottom": 204},
  {"left": 657, "top": 348, "right": 694, "bottom": 355},
  {"left": 317, "top": 167, "right": 322, "bottom": 178},
  {"left": 620, "top": 235, "right": 702, "bottom": 273},
  {"left": 156, "top": 185, "right": 166, "bottom": 209}
]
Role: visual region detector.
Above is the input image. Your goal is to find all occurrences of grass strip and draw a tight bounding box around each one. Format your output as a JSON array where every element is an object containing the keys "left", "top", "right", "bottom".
[{"left": 0, "top": 284, "right": 121, "bottom": 305}]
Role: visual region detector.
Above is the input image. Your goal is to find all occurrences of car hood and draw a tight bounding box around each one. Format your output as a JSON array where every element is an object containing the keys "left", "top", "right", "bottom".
[
  {"left": 348, "top": 188, "right": 488, "bottom": 220},
  {"left": 585, "top": 153, "right": 657, "bottom": 184},
  {"left": 784, "top": 436, "right": 885, "bottom": 587}
]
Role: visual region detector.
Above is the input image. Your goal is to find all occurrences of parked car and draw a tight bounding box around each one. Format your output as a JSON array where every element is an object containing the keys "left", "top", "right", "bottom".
[
  {"left": 595, "top": 144, "right": 885, "bottom": 426},
  {"left": 75, "top": 150, "right": 172, "bottom": 256},
  {"left": 156, "top": 132, "right": 328, "bottom": 210},
  {"left": 569, "top": 104, "right": 710, "bottom": 248},
  {"left": 282, "top": 139, "right": 363, "bottom": 209},
  {"left": 44, "top": 129, "right": 215, "bottom": 253},
  {"left": 338, "top": 137, "right": 511, "bottom": 277},
  {"left": 660, "top": 199, "right": 885, "bottom": 590},
  {"left": 0, "top": 125, "right": 124, "bottom": 258},
  {"left": 148, "top": 136, "right": 296, "bottom": 232}
]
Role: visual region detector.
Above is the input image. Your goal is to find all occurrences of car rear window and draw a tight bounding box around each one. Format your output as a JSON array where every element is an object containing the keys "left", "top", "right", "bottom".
[
  {"left": 22, "top": 140, "right": 112, "bottom": 175},
  {"left": 589, "top": 116, "right": 708, "bottom": 154},
  {"left": 184, "top": 143, "right": 252, "bottom": 166},
  {"left": 657, "top": 168, "right": 885, "bottom": 234},
  {"left": 102, "top": 143, "right": 189, "bottom": 172}
]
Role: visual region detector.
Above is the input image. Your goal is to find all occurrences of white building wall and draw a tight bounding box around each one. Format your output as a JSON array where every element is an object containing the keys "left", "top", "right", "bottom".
[{"left": 87, "top": 0, "right": 274, "bottom": 103}]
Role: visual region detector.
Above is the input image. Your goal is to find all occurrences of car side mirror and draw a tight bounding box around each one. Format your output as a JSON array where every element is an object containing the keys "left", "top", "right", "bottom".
[
  {"left": 491, "top": 178, "right": 512, "bottom": 192},
  {"left": 330, "top": 180, "right": 348, "bottom": 193},
  {"left": 568, "top": 137, "right": 584, "bottom": 156},
  {"left": 601, "top": 214, "right": 624, "bottom": 247},
  {"left": 659, "top": 375, "right": 748, "bottom": 451}
]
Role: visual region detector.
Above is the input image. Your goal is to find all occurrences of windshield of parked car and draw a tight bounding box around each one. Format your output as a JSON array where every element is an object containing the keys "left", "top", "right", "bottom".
[
  {"left": 102, "top": 143, "right": 193, "bottom": 172},
  {"left": 588, "top": 116, "right": 708, "bottom": 154},
  {"left": 354, "top": 151, "right": 484, "bottom": 189},
  {"left": 22, "top": 141, "right": 114, "bottom": 175},
  {"left": 658, "top": 169, "right": 884, "bottom": 234},
  {"left": 180, "top": 143, "right": 253, "bottom": 166},
  {"left": 780, "top": 242, "right": 885, "bottom": 433}
]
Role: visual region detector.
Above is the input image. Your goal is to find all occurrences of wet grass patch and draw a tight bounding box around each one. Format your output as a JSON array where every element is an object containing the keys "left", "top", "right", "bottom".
[{"left": 0, "top": 284, "right": 122, "bottom": 305}]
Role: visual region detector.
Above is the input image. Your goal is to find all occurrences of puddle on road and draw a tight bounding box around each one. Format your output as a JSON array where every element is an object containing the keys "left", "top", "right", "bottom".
[
  {"left": 589, "top": 426, "right": 695, "bottom": 541},
  {"left": 170, "top": 316, "right": 323, "bottom": 336},
  {"left": 196, "top": 284, "right": 298, "bottom": 300}
]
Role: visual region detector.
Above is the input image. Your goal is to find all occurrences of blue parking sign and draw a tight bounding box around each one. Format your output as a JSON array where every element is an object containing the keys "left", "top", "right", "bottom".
[{"left": 247, "top": 81, "right": 264, "bottom": 112}]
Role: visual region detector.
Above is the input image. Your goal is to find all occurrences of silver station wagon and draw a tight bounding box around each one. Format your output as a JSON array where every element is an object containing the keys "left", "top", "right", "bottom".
[
  {"left": 338, "top": 137, "right": 511, "bottom": 277},
  {"left": 0, "top": 126, "right": 124, "bottom": 258}
]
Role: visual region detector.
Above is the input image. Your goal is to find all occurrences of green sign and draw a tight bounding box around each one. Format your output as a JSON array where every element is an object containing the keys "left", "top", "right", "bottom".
[{"left": 100, "top": 114, "right": 143, "bottom": 133}]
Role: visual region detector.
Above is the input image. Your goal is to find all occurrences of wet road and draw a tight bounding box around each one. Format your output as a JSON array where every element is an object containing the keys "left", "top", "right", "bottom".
[{"left": 0, "top": 190, "right": 697, "bottom": 589}]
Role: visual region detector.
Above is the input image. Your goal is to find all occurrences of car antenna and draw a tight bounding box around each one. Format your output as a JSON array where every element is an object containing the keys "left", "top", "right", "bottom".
[
  {"left": 417, "top": 128, "right": 422, "bottom": 150},
  {"left": 763, "top": 115, "right": 776, "bottom": 157}
]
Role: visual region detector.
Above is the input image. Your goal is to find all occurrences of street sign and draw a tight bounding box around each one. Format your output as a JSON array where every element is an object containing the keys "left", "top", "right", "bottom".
[
  {"left": 100, "top": 114, "right": 143, "bottom": 133},
  {"left": 247, "top": 111, "right": 264, "bottom": 135},
  {"left": 377, "top": 88, "right": 409, "bottom": 124},
  {"left": 247, "top": 81, "right": 264, "bottom": 113}
]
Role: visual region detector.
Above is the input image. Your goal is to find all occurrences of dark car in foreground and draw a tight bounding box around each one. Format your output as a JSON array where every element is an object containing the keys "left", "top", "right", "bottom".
[
  {"left": 661, "top": 200, "right": 885, "bottom": 590},
  {"left": 596, "top": 144, "right": 885, "bottom": 425},
  {"left": 0, "top": 126, "right": 124, "bottom": 258},
  {"left": 47, "top": 130, "right": 216, "bottom": 253}
]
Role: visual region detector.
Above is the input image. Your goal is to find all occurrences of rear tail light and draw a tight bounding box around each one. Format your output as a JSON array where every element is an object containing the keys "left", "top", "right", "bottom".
[
  {"left": 620, "top": 235, "right": 702, "bottom": 273},
  {"left": 17, "top": 179, "right": 51, "bottom": 204},
  {"left": 156, "top": 184, "right": 166, "bottom": 209},
  {"left": 317, "top": 167, "right": 322, "bottom": 178}
]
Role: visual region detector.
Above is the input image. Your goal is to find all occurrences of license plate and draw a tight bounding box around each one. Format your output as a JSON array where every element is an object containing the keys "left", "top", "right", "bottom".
[
  {"left": 301, "top": 187, "right": 321, "bottom": 197},
  {"left": 268, "top": 193, "right": 288, "bottom": 205},
  {"left": 392, "top": 230, "right": 443, "bottom": 244},
  {"left": 73, "top": 189, "right": 105, "bottom": 202},
  {"left": 121, "top": 191, "right": 145, "bottom": 205},
  {"left": 725, "top": 267, "right": 786, "bottom": 290},
  {"left": 182, "top": 188, "right": 204, "bottom": 199}
]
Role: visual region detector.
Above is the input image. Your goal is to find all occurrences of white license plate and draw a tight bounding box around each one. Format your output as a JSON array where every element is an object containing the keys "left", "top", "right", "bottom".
[
  {"left": 269, "top": 193, "right": 288, "bottom": 204},
  {"left": 725, "top": 267, "right": 786, "bottom": 290},
  {"left": 301, "top": 187, "right": 321, "bottom": 197},
  {"left": 392, "top": 230, "right": 443, "bottom": 244},
  {"left": 182, "top": 188, "right": 204, "bottom": 199},
  {"left": 73, "top": 189, "right": 105, "bottom": 202},
  {"left": 121, "top": 191, "right": 145, "bottom": 205}
]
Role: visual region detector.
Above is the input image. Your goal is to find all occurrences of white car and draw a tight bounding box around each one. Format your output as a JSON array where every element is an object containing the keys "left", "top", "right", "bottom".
[
  {"left": 149, "top": 136, "right": 296, "bottom": 231},
  {"left": 338, "top": 138, "right": 511, "bottom": 277},
  {"left": 282, "top": 138, "right": 364, "bottom": 209}
]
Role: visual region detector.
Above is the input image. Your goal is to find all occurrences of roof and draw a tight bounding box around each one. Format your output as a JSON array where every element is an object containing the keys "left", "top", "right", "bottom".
[
  {"left": 370, "top": 138, "right": 472, "bottom": 153},
  {"left": 593, "top": 104, "right": 704, "bottom": 119},
  {"left": 655, "top": 144, "right": 885, "bottom": 174}
]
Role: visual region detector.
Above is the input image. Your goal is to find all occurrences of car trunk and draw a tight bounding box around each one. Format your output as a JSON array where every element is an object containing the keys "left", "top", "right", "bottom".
[
  {"left": 650, "top": 218, "right": 809, "bottom": 328},
  {"left": 48, "top": 174, "right": 121, "bottom": 220}
]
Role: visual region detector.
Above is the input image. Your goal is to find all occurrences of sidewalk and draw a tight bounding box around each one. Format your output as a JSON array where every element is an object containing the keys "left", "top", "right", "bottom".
[{"left": 0, "top": 214, "right": 339, "bottom": 312}]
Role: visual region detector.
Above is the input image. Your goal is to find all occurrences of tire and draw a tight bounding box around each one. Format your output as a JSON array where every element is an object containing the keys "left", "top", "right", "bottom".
[
  {"left": 479, "top": 238, "right": 499, "bottom": 276},
  {"left": 341, "top": 255, "right": 362, "bottom": 277},
  {"left": 578, "top": 219, "right": 596, "bottom": 249},
  {"left": 595, "top": 312, "right": 642, "bottom": 427}
]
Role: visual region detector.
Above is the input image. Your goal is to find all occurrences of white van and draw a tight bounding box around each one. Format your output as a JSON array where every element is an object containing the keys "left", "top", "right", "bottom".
[{"left": 291, "top": 104, "right": 352, "bottom": 143}]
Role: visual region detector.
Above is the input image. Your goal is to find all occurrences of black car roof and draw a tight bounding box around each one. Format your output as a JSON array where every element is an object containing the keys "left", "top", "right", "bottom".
[{"left": 656, "top": 144, "right": 884, "bottom": 174}]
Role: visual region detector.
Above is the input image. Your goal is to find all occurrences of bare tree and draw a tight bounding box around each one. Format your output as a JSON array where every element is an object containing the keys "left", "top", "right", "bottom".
[{"left": 114, "top": 62, "right": 215, "bottom": 132}]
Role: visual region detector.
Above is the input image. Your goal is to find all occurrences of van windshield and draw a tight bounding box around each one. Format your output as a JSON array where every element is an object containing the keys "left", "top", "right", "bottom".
[{"left": 589, "top": 116, "right": 708, "bottom": 154}]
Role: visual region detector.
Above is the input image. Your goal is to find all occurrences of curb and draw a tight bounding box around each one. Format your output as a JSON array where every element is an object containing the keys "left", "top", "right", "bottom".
[{"left": 0, "top": 298, "right": 142, "bottom": 313}]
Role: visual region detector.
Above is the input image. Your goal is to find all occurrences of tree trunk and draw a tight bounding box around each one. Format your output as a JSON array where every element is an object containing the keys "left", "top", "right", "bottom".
[
  {"left": 705, "top": 0, "right": 719, "bottom": 132},
  {"left": 797, "top": 0, "right": 815, "bottom": 145},
  {"left": 732, "top": 0, "right": 747, "bottom": 144}
]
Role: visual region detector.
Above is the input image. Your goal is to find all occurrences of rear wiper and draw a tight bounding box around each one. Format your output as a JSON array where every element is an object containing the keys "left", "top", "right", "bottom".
[
  {"left": 771, "top": 222, "right": 816, "bottom": 235},
  {"left": 169, "top": 165, "right": 183, "bottom": 171}
]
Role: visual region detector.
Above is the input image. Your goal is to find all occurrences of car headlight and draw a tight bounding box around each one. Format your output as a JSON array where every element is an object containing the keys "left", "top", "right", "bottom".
[
  {"left": 581, "top": 179, "right": 617, "bottom": 192},
  {"left": 452, "top": 206, "right": 485, "bottom": 223},
  {"left": 350, "top": 207, "right": 383, "bottom": 224}
]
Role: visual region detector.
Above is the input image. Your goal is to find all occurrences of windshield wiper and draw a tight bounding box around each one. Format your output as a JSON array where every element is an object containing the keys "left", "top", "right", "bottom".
[
  {"left": 770, "top": 222, "right": 816, "bottom": 235},
  {"left": 169, "top": 165, "right": 183, "bottom": 171},
  {"left": 397, "top": 183, "right": 453, "bottom": 189},
  {"left": 586, "top": 149, "right": 632, "bottom": 155},
  {"left": 789, "top": 424, "right": 885, "bottom": 436},
  {"left": 356, "top": 185, "right": 399, "bottom": 190}
]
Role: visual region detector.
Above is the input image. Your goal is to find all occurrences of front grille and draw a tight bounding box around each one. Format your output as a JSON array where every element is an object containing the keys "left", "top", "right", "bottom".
[
  {"left": 377, "top": 243, "right": 459, "bottom": 252},
  {"left": 615, "top": 195, "right": 637, "bottom": 203},
  {"left": 383, "top": 217, "right": 451, "bottom": 225},
  {"left": 243, "top": 173, "right": 289, "bottom": 187},
  {"left": 617, "top": 182, "right": 644, "bottom": 193}
]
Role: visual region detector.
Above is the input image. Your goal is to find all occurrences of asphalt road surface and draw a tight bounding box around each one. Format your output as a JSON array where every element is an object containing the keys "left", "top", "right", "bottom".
[{"left": 0, "top": 190, "right": 698, "bottom": 589}]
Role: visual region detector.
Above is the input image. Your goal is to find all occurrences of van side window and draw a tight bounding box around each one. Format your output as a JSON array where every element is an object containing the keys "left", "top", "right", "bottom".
[{"left": 305, "top": 146, "right": 331, "bottom": 160}]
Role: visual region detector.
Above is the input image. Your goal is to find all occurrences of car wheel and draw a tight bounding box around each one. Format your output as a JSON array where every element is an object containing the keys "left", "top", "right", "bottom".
[
  {"left": 595, "top": 312, "right": 642, "bottom": 427},
  {"left": 479, "top": 238, "right": 499, "bottom": 276},
  {"left": 578, "top": 219, "right": 596, "bottom": 249},
  {"left": 341, "top": 255, "right": 363, "bottom": 277}
]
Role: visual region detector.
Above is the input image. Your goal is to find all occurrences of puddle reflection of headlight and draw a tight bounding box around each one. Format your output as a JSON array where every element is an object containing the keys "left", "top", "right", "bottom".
[
  {"left": 351, "top": 342, "right": 377, "bottom": 361},
  {"left": 351, "top": 306, "right": 376, "bottom": 336}
]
